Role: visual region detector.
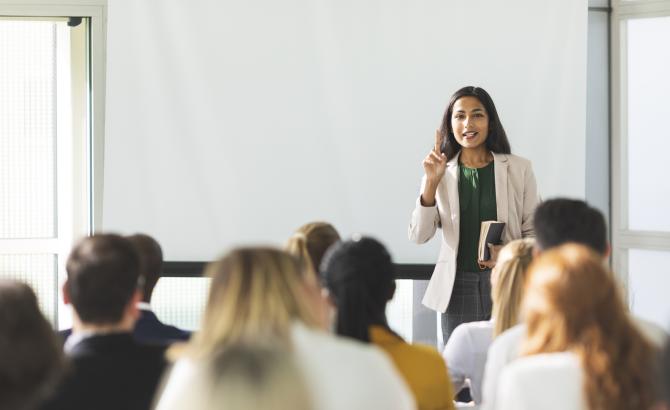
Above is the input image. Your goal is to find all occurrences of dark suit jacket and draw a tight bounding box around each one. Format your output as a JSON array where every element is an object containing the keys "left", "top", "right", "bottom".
[
  {"left": 58, "top": 309, "right": 191, "bottom": 347},
  {"left": 135, "top": 308, "right": 191, "bottom": 345},
  {"left": 41, "top": 333, "right": 166, "bottom": 410}
]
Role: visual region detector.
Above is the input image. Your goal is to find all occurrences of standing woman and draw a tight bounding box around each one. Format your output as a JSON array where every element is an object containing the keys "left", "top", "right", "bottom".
[{"left": 408, "top": 86, "right": 539, "bottom": 342}]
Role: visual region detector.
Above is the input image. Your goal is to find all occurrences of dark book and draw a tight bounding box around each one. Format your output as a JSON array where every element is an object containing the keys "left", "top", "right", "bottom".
[{"left": 478, "top": 221, "right": 506, "bottom": 261}]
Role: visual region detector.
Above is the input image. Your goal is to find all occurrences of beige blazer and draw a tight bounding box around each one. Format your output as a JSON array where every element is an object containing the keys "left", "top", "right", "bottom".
[{"left": 408, "top": 152, "right": 539, "bottom": 312}]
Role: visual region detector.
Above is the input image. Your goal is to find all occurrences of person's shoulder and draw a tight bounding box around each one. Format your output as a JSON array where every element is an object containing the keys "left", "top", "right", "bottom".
[
  {"left": 489, "top": 324, "right": 526, "bottom": 358},
  {"left": 290, "top": 323, "right": 416, "bottom": 409},
  {"left": 631, "top": 315, "right": 667, "bottom": 348},
  {"left": 499, "top": 153, "right": 532, "bottom": 169},
  {"left": 291, "top": 321, "right": 381, "bottom": 360},
  {"left": 499, "top": 353, "right": 581, "bottom": 396},
  {"left": 399, "top": 340, "right": 444, "bottom": 367},
  {"left": 291, "top": 323, "right": 404, "bottom": 379},
  {"left": 503, "top": 352, "right": 580, "bottom": 383},
  {"left": 452, "top": 320, "right": 493, "bottom": 343},
  {"left": 496, "top": 352, "right": 583, "bottom": 410},
  {"left": 457, "top": 319, "right": 493, "bottom": 333},
  {"left": 367, "top": 327, "right": 445, "bottom": 378},
  {"left": 135, "top": 339, "right": 169, "bottom": 358},
  {"left": 497, "top": 323, "right": 526, "bottom": 339}
]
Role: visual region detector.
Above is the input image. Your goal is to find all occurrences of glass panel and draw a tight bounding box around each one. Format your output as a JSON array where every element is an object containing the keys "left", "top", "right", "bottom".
[
  {"left": 0, "top": 21, "right": 57, "bottom": 238},
  {"left": 153, "top": 277, "right": 418, "bottom": 340},
  {"left": 152, "top": 277, "right": 210, "bottom": 331},
  {"left": 387, "top": 279, "right": 413, "bottom": 342},
  {"left": 627, "top": 16, "right": 670, "bottom": 231},
  {"left": 411, "top": 279, "right": 438, "bottom": 347},
  {"left": 0, "top": 254, "right": 57, "bottom": 324},
  {"left": 628, "top": 249, "right": 670, "bottom": 331}
]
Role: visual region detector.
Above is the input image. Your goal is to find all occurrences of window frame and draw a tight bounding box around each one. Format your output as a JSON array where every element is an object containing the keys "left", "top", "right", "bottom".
[
  {"left": 0, "top": 2, "right": 107, "bottom": 327},
  {"left": 611, "top": 0, "right": 670, "bottom": 300}
]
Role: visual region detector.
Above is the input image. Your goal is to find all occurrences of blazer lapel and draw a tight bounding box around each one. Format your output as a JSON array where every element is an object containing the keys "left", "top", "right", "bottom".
[
  {"left": 445, "top": 152, "right": 461, "bottom": 233},
  {"left": 493, "top": 152, "right": 509, "bottom": 230}
]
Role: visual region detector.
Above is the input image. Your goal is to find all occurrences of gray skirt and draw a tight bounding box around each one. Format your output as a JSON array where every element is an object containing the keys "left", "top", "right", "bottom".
[{"left": 441, "top": 270, "right": 493, "bottom": 343}]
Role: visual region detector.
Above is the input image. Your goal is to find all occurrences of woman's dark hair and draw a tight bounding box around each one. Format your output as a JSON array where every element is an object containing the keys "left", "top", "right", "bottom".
[
  {"left": 440, "top": 86, "right": 511, "bottom": 159},
  {"left": 0, "top": 280, "right": 64, "bottom": 410},
  {"left": 320, "top": 236, "right": 395, "bottom": 342}
]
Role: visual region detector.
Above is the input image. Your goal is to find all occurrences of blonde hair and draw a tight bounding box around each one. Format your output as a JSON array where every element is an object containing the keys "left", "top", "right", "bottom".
[
  {"left": 491, "top": 238, "right": 534, "bottom": 337},
  {"left": 186, "top": 248, "right": 319, "bottom": 359},
  {"left": 521, "top": 244, "right": 655, "bottom": 410},
  {"left": 285, "top": 222, "right": 340, "bottom": 282}
]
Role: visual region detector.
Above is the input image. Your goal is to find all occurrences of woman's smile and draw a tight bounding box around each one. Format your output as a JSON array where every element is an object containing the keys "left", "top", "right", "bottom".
[{"left": 451, "top": 96, "right": 490, "bottom": 149}]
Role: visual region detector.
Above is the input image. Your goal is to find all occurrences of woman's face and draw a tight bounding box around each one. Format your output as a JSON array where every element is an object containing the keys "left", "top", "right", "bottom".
[{"left": 451, "top": 96, "right": 490, "bottom": 149}]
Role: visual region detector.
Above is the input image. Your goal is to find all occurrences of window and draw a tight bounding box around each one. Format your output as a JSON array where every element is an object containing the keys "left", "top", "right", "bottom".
[
  {"left": 612, "top": 1, "right": 670, "bottom": 331},
  {"left": 0, "top": 16, "right": 92, "bottom": 327}
]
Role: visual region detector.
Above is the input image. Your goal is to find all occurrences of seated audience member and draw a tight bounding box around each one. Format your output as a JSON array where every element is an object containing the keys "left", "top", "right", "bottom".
[
  {"left": 0, "top": 280, "right": 63, "bottom": 410},
  {"left": 126, "top": 233, "right": 190, "bottom": 344},
  {"left": 285, "top": 222, "right": 341, "bottom": 282},
  {"left": 320, "top": 237, "right": 454, "bottom": 410},
  {"left": 495, "top": 244, "right": 655, "bottom": 410},
  {"left": 154, "top": 247, "right": 416, "bottom": 410},
  {"left": 154, "top": 344, "right": 313, "bottom": 410},
  {"left": 286, "top": 222, "right": 341, "bottom": 328},
  {"left": 442, "top": 238, "right": 533, "bottom": 404},
  {"left": 60, "top": 233, "right": 189, "bottom": 345},
  {"left": 41, "top": 234, "right": 167, "bottom": 410},
  {"left": 482, "top": 198, "right": 666, "bottom": 409}
]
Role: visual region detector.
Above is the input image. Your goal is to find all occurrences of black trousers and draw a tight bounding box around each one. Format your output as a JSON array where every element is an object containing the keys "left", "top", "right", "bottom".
[{"left": 441, "top": 270, "right": 493, "bottom": 343}]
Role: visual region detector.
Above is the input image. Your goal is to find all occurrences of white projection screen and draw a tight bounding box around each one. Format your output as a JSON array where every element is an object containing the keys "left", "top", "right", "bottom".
[{"left": 103, "top": 0, "right": 586, "bottom": 263}]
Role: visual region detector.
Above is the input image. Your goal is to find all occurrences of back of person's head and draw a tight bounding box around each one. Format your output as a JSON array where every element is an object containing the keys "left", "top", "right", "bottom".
[
  {"left": 533, "top": 198, "right": 608, "bottom": 255},
  {"left": 490, "top": 238, "right": 534, "bottom": 337},
  {"left": 66, "top": 234, "right": 141, "bottom": 325},
  {"left": 126, "top": 233, "right": 163, "bottom": 303},
  {"left": 320, "top": 236, "right": 395, "bottom": 342},
  {"left": 285, "top": 222, "right": 340, "bottom": 282},
  {"left": 0, "top": 280, "right": 63, "bottom": 410},
  {"left": 163, "top": 344, "right": 313, "bottom": 410},
  {"left": 191, "top": 248, "right": 318, "bottom": 358},
  {"left": 522, "top": 244, "right": 654, "bottom": 410}
]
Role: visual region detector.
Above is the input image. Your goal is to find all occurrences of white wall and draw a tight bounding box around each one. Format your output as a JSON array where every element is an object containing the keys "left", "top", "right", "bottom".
[{"left": 103, "top": 0, "right": 587, "bottom": 263}]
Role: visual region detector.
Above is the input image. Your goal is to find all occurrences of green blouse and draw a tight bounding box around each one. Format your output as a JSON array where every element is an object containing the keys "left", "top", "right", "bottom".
[{"left": 456, "top": 161, "right": 497, "bottom": 272}]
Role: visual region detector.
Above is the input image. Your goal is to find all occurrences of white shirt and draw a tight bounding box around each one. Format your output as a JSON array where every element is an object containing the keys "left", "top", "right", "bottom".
[
  {"left": 443, "top": 320, "right": 493, "bottom": 404},
  {"left": 495, "top": 352, "right": 585, "bottom": 410},
  {"left": 155, "top": 322, "right": 416, "bottom": 410},
  {"left": 290, "top": 322, "right": 416, "bottom": 410},
  {"left": 480, "top": 324, "right": 525, "bottom": 410},
  {"left": 480, "top": 316, "right": 666, "bottom": 410}
]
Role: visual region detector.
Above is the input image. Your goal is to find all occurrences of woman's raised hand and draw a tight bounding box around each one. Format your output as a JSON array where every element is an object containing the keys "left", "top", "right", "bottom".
[{"left": 420, "top": 130, "right": 447, "bottom": 206}]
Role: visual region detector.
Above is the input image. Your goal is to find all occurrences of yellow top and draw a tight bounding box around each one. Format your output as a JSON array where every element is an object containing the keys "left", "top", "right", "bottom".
[{"left": 369, "top": 326, "right": 455, "bottom": 410}]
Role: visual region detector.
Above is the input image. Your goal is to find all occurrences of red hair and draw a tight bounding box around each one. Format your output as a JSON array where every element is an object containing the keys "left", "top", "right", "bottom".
[{"left": 521, "top": 244, "right": 655, "bottom": 410}]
